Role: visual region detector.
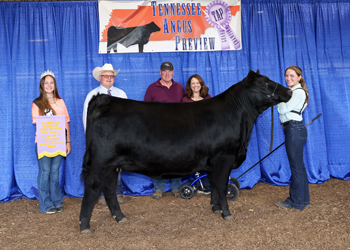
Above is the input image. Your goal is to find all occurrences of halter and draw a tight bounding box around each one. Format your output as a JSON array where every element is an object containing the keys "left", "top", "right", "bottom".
[
  {"left": 246, "top": 81, "right": 279, "bottom": 100},
  {"left": 266, "top": 82, "right": 278, "bottom": 99}
]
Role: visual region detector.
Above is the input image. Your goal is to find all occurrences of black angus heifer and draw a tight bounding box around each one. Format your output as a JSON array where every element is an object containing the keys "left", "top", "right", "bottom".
[
  {"left": 79, "top": 70, "right": 292, "bottom": 233},
  {"left": 107, "top": 22, "right": 160, "bottom": 53}
]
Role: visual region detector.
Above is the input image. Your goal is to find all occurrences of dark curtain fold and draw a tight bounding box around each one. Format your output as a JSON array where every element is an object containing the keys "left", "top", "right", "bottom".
[{"left": 1, "top": 0, "right": 349, "bottom": 202}]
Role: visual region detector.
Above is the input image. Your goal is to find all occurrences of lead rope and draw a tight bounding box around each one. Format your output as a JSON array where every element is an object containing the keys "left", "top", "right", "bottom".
[
  {"left": 236, "top": 113, "right": 322, "bottom": 180},
  {"left": 268, "top": 83, "right": 278, "bottom": 152},
  {"left": 270, "top": 106, "right": 274, "bottom": 151}
]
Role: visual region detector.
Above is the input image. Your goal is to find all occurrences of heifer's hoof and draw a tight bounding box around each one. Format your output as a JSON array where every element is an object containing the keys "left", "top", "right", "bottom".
[
  {"left": 79, "top": 220, "right": 91, "bottom": 233},
  {"left": 112, "top": 215, "right": 127, "bottom": 223},
  {"left": 213, "top": 210, "right": 223, "bottom": 214},
  {"left": 223, "top": 215, "right": 234, "bottom": 220},
  {"left": 118, "top": 217, "right": 128, "bottom": 223},
  {"left": 80, "top": 229, "right": 92, "bottom": 233}
]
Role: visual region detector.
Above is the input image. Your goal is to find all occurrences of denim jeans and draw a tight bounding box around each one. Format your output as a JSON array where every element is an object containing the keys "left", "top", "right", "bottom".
[
  {"left": 283, "top": 121, "right": 310, "bottom": 210},
  {"left": 152, "top": 177, "right": 182, "bottom": 193},
  {"left": 100, "top": 171, "right": 123, "bottom": 198},
  {"left": 35, "top": 144, "right": 63, "bottom": 213},
  {"left": 116, "top": 172, "right": 123, "bottom": 196}
]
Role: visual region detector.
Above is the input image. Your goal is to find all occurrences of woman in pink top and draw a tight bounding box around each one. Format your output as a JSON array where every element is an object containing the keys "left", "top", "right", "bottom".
[
  {"left": 32, "top": 71, "right": 71, "bottom": 214},
  {"left": 181, "top": 74, "right": 211, "bottom": 102},
  {"left": 181, "top": 74, "right": 211, "bottom": 194}
]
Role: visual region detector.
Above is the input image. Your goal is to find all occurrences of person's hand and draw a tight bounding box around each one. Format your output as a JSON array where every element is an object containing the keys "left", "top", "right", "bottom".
[{"left": 66, "top": 142, "right": 71, "bottom": 155}]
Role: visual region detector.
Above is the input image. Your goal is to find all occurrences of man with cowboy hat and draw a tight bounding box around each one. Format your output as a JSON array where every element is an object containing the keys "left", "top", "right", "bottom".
[{"left": 83, "top": 63, "right": 127, "bottom": 205}]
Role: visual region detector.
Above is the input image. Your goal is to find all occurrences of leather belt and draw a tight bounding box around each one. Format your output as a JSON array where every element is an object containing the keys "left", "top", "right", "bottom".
[{"left": 281, "top": 120, "right": 297, "bottom": 129}]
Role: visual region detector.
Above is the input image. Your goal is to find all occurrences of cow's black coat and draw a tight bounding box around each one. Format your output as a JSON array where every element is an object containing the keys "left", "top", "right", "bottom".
[
  {"left": 79, "top": 70, "right": 292, "bottom": 232},
  {"left": 107, "top": 22, "right": 160, "bottom": 53}
]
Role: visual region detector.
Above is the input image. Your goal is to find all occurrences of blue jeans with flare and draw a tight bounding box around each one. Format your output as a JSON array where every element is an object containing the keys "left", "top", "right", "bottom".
[
  {"left": 283, "top": 121, "right": 310, "bottom": 210},
  {"left": 35, "top": 144, "right": 63, "bottom": 213}
]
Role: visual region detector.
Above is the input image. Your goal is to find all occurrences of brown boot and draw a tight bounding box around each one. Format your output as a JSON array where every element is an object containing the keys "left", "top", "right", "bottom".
[
  {"left": 152, "top": 191, "right": 163, "bottom": 200},
  {"left": 118, "top": 196, "right": 125, "bottom": 204},
  {"left": 173, "top": 191, "right": 181, "bottom": 198}
]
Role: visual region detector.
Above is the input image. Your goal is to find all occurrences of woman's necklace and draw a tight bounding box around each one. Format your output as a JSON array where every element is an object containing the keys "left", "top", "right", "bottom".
[{"left": 191, "top": 96, "right": 203, "bottom": 101}]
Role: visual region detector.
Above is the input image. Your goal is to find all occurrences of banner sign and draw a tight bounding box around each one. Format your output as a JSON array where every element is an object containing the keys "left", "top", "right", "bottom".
[
  {"left": 98, "top": 0, "right": 241, "bottom": 53},
  {"left": 36, "top": 115, "right": 66, "bottom": 159}
]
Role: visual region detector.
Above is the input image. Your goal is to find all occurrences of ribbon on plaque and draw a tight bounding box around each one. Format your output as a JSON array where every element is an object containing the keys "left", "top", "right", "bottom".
[
  {"left": 205, "top": 0, "right": 241, "bottom": 50},
  {"left": 36, "top": 115, "right": 66, "bottom": 159}
]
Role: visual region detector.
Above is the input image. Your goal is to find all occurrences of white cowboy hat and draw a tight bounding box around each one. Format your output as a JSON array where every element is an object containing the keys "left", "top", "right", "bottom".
[{"left": 92, "top": 63, "right": 120, "bottom": 81}]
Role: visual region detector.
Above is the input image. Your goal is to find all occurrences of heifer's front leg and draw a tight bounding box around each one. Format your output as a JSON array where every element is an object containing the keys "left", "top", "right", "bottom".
[
  {"left": 79, "top": 177, "right": 104, "bottom": 233},
  {"left": 138, "top": 43, "right": 144, "bottom": 53},
  {"left": 210, "top": 186, "right": 220, "bottom": 213},
  {"left": 103, "top": 176, "right": 127, "bottom": 223},
  {"left": 210, "top": 158, "right": 234, "bottom": 220},
  {"left": 211, "top": 184, "right": 233, "bottom": 220},
  {"left": 217, "top": 183, "right": 233, "bottom": 220},
  {"left": 211, "top": 182, "right": 230, "bottom": 217}
]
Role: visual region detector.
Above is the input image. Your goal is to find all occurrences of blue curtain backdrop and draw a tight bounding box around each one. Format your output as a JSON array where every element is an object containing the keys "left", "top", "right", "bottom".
[{"left": 1, "top": 0, "right": 349, "bottom": 202}]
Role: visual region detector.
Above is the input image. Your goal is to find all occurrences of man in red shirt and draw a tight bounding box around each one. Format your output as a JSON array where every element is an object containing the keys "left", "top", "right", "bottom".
[{"left": 144, "top": 62, "right": 185, "bottom": 199}]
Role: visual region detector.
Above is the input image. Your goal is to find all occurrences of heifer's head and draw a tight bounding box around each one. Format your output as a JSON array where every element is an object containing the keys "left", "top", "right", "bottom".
[
  {"left": 149, "top": 22, "right": 161, "bottom": 32},
  {"left": 243, "top": 70, "right": 292, "bottom": 112}
]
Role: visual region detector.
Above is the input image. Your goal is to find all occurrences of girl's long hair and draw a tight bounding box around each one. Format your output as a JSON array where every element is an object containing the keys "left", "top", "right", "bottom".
[{"left": 33, "top": 75, "right": 61, "bottom": 116}]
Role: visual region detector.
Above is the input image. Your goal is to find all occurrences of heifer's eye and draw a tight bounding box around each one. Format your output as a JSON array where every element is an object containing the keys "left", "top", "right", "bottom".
[{"left": 259, "top": 81, "right": 269, "bottom": 86}]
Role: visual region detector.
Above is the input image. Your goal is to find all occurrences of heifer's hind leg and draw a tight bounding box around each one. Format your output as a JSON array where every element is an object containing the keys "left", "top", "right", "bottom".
[
  {"left": 103, "top": 172, "right": 127, "bottom": 223},
  {"left": 79, "top": 176, "right": 104, "bottom": 233}
]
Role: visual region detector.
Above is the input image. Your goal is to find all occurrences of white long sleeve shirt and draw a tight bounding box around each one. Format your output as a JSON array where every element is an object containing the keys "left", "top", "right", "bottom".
[
  {"left": 82, "top": 85, "right": 127, "bottom": 132},
  {"left": 277, "top": 84, "right": 307, "bottom": 123}
]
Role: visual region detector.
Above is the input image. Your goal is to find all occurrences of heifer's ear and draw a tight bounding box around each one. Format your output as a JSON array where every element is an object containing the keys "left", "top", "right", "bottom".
[
  {"left": 248, "top": 70, "right": 256, "bottom": 77},
  {"left": 245, "top": 70, "right": 256, "bottom": 86},
  {"left": 256, "top": 69, "right": 260, "bottom": 74}
]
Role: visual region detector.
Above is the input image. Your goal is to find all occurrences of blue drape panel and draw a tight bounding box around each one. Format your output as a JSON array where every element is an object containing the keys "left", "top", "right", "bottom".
[{"left": 1, "top": 0, "right": 349, "bottom": 202}]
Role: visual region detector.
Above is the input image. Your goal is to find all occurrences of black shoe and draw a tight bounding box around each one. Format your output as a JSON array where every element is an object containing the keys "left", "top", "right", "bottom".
[
  {"left": 197, "top": 186, "right": 211, "bottom": 195},
  {"left": 46, "top": 208, "right": 58, "bottom": 214},
  {"left": 56, "top": 206, "right": 64, "bottom": 213}
]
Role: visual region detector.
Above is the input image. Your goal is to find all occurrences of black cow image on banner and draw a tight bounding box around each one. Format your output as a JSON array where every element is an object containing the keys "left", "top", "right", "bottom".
[
  {"left": 107, "top": 22, "right": 161, "bottom": 53},
  {"left": 79, "top": 70, "right": 293, "bottom": 233}
]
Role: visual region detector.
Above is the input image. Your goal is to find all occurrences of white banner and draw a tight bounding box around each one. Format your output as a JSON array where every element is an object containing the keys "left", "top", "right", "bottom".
[{"left": 98, "top": 0, "right": 241, "bottom": 53}]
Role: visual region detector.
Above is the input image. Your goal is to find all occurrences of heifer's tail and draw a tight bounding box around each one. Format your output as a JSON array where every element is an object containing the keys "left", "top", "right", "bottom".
[
  {"left": 82, "top": 152, "right": 90, "bottom": 180},
  {"left": 86, "top": 94, "right": 111, "bottom": 120},
  {"left": 82, "top": 94, "right": 111, "bottom": 179},
  {"left": 85, "top": 94, "right": 111, "bottom": 139}
]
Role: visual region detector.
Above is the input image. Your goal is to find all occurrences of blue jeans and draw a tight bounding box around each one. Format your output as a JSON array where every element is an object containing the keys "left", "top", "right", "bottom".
[
  {"left": 116, "top": 172, "right": 123, "bottom": 196},
  {"left": 35, "top": 144, "right": 63, "bottom": 213},
  {"left": 283, "top": 121, "right": 310, "bottom": 210},
  {"left": 152, "top": 178, "right": 182, "bottom": 193},
  {"left": 100, "top": 172, "right": 123, "bottom": 198}
]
